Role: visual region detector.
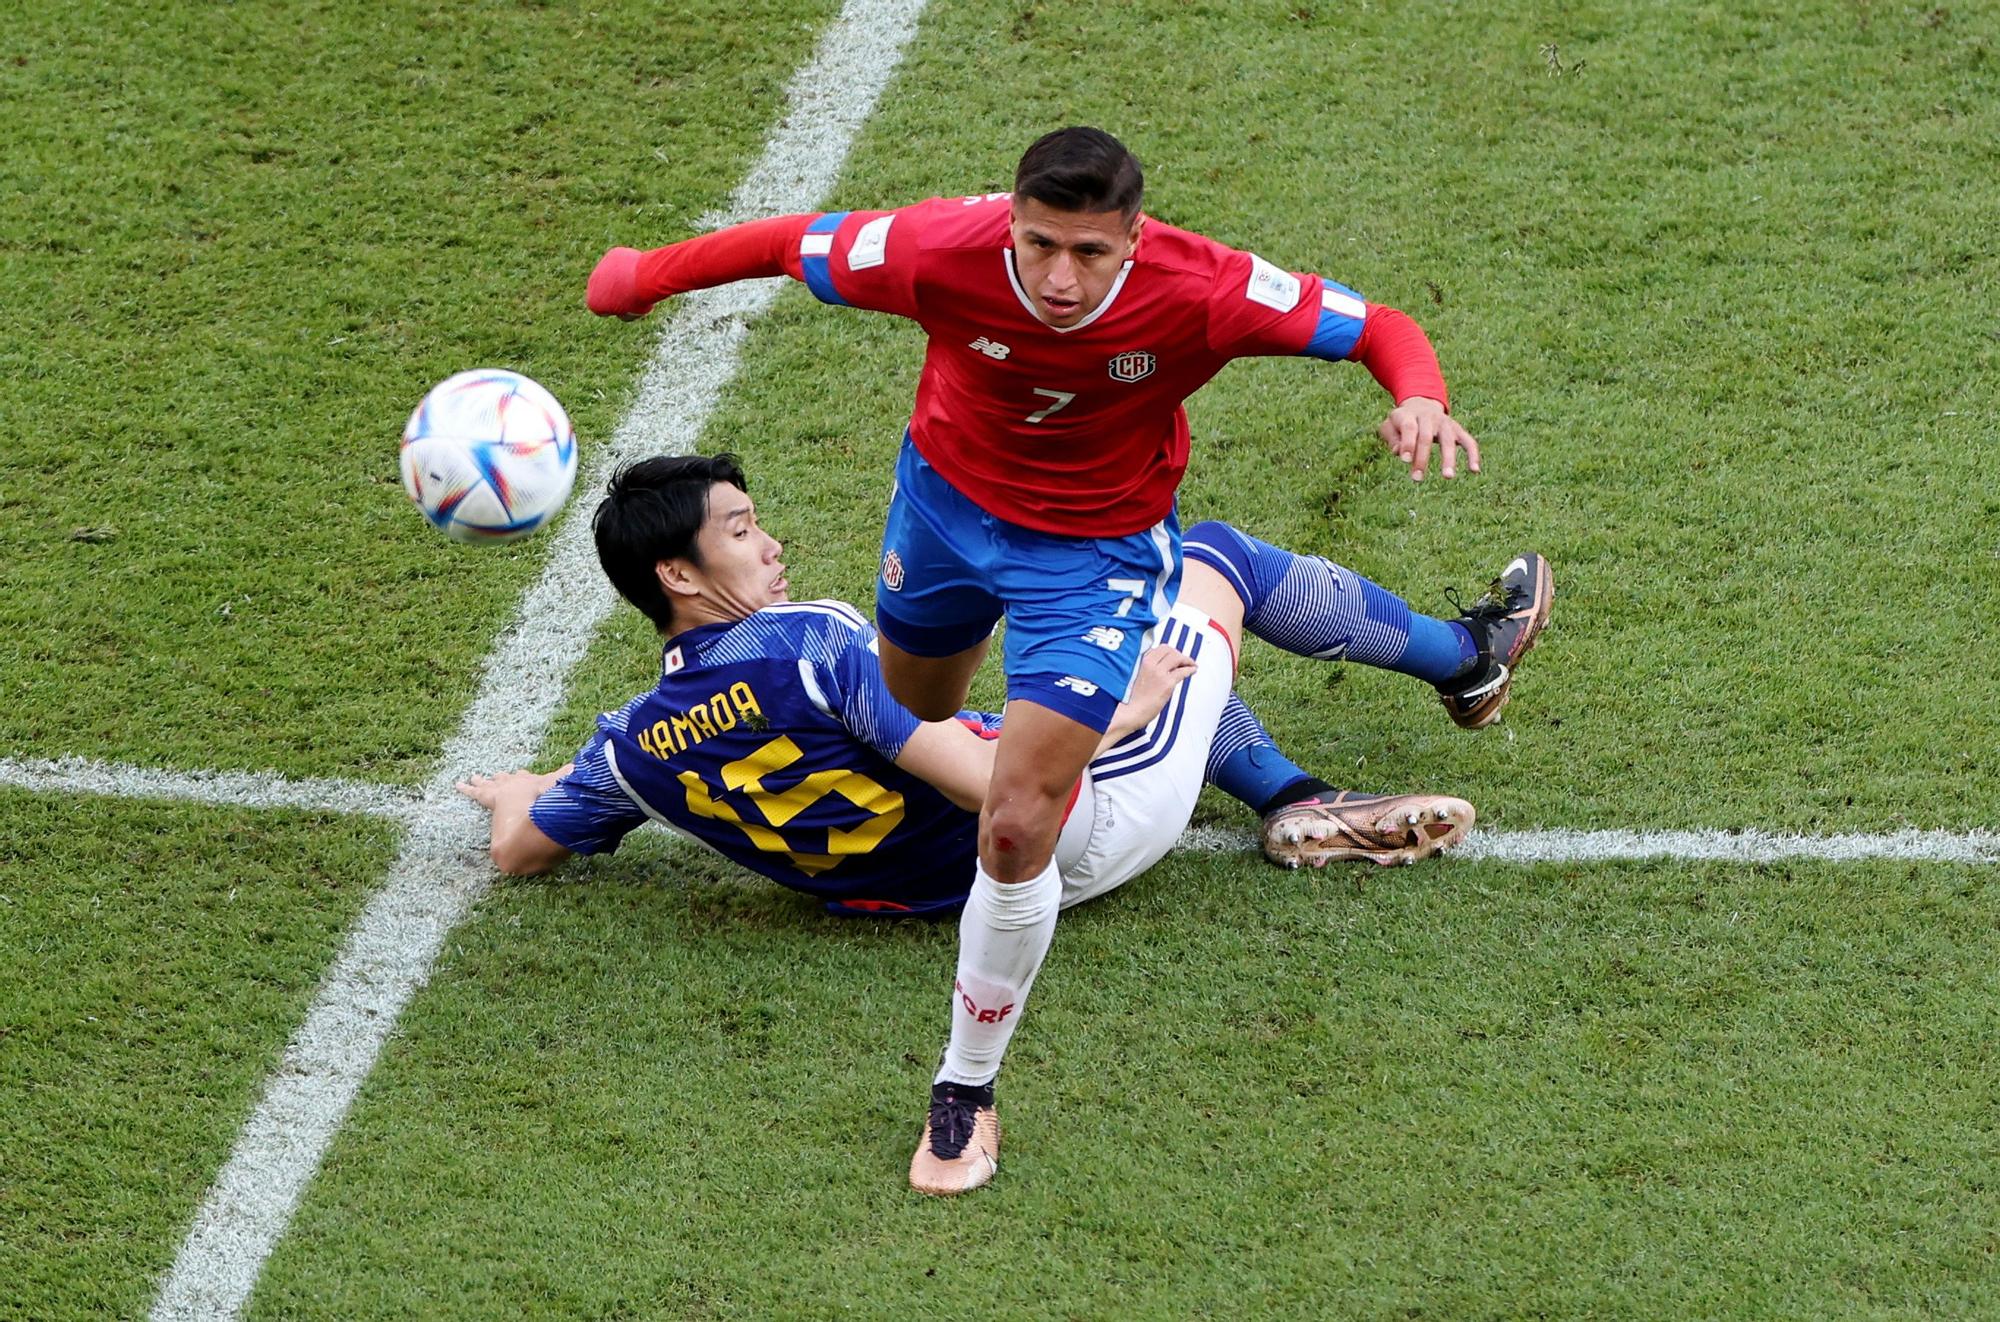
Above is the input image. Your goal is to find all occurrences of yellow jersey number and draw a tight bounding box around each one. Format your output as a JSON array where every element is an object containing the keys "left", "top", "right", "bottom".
[{"left": 677, "top": 735, "right": 905, "bottom": 877}]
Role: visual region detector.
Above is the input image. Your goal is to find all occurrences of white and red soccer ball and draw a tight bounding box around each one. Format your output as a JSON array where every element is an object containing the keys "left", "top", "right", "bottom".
[{"left": 401, "top": 369, "right": 578, "bottom": 543}]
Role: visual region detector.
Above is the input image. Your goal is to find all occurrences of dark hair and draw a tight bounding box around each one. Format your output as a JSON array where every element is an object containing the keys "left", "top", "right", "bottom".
[
  {"left": 593, "top": 453, "right": 748, "bottom": 633},
  {"left": 1014, "top": 126, "right": 1143, "bottom": 219}
]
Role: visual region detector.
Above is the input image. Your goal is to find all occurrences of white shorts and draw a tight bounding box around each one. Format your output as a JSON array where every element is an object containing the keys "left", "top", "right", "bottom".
[{"left": 1053, "top": 602, "right": 1236, "bottom": 907}]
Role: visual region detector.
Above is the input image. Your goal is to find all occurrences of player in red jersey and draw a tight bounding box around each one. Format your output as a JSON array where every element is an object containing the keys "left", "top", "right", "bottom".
[{"left": 587, "top": 127, "right": 1525, "bottom": 1194}]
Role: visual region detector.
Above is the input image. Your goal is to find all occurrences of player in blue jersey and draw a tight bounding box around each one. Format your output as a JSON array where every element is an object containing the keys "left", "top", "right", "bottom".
[{"left": 458, "top": 453, "right": 1553, "bottom": 1195}]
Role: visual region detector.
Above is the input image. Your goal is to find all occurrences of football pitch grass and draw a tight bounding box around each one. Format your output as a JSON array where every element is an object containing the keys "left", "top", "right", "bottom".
[{"left": 4, "top": 0, "right": 1998, "bottom": 1317}]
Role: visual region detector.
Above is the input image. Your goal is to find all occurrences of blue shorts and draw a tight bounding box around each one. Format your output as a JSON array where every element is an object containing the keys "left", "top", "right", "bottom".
[{"left": 874, "top": 436, "right": 1181, "bottom": 732}]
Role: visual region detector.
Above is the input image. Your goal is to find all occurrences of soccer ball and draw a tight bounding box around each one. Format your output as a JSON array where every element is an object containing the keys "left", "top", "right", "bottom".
[{"left": 400, "top": 369, "right": 578, "bottom": 543}]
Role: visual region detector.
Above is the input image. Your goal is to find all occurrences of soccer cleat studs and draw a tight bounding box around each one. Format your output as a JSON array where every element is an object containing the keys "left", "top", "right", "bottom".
[{"left": 1261, "top": 791, "right": 1476, "bottom": 869}]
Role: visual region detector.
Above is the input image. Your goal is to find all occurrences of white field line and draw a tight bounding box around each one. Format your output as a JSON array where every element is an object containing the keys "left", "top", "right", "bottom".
[
  {"left": 148, "top": 2, "right": 932, "bottom": 1317},
  {"left": 1176, "top": 824, "right": 2000, "bottom": 864},
  {"left": 6, "top": 753, "right": 1994, "bottom": 870},
  {"left": 1454, "top": 826, "right": 2000, "bottom": 865},
  {"left": 0, "top": 756, "right": 416, "bottom": 824}
]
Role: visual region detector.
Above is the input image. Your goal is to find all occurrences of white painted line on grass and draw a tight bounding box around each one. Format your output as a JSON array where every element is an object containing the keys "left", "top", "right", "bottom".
[
  {"left": 150, "top": 2, "right": 932, "bottom": 1317},
  {"left": 13, "top": 749, "right": 1990, "bottom": 871},
  {"left": 0, "top": 756, "right": 417, "bottom": 824},
  {"left": 1456, "top": 826, "right": 2000, "bottom": 865},
  {"left": 9, "top": 745, "right": 1987, "bottom": 871},
  {"left": 1177, "top": 824, "right": 2000, "bottom": 865}
]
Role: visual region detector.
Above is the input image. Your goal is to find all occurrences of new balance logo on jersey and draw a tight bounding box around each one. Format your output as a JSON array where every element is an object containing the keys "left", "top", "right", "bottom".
[
  {"left": 969, "top": 336, "right": 1011, "bottom": 360},
  {"left": 1054, "top": 676, "right": 1100, "bottom": 697},
  {"left": 1082, "top": 625, "right": 1126, "bottom": 650},
  {"left": 1107, "top": 350, "right": 1156, "bottom": 383}
]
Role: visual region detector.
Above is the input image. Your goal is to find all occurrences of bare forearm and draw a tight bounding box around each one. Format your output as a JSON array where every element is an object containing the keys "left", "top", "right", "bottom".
[
  {"left": 1090, "top": 647, "right": 1197, "bottom": 758},
  {"left": 894, "top": 721, "right": 997, "bottom": 813},
  {"left": 458, "top": 768, "right": 572, "bottom": 876},
  {"left": 1093, "top": 703, "right": 1151, "bottom": 757}
]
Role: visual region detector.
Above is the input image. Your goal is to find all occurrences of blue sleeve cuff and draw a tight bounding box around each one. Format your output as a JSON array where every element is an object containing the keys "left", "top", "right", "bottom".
[
  {"left": 1301, "top": 279, "right": 1367, "bottom": 361},
  {"left": 798, "top": 211, "right": 852, "bottom": 306}
]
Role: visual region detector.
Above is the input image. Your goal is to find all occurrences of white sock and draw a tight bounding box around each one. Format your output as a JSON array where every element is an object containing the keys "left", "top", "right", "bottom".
[{"left": 934, "top": 858, "right": 1062, "bottom": 1088}]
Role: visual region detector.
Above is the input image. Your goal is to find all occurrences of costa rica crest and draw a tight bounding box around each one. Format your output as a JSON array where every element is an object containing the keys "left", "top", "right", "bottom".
[
  {"left": 1107, "top": 350, "right": 1157, "bottom": 383},
  {"left": 881, "top": 548, "right": 905, "bottom": 591}
]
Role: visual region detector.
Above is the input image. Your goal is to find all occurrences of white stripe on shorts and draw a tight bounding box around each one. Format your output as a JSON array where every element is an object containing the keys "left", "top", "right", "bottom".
[{"left": 1091, "top": 614, "right": 1206, "bottom": 780}]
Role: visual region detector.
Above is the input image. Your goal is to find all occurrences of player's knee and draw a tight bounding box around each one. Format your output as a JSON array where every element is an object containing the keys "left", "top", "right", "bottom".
[
  {"left": 905, "top": 693, "right": 964, "bottom": 722},
  {"left": 1183, "top": 519, "right": 1237, "bottom": 549},
  {"left": 1182, "top": 521, "right": 1264, "bottom": 609},
  {"left": 980, "top": 808, "right": 1060, "bottom": 877},
  {"left": 1183, "top": 520, "right": 1252, "bottom": 566},
  {"left": 982, "top": 783, "right": 1067, "bottom": 855}
]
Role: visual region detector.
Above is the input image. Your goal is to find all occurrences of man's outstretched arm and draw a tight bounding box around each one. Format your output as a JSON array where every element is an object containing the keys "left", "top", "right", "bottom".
[
  {"left": 456, "top": 767, "right": 574, "bottom": 876},
  {"left": 588, "top": 202, "right": 927, "bottom": 322},
  {"left": 586, "top": 215, "right": 818, "bottom": 318},
  {"left": 1210, "top": 256, "right": 1478, "bottom": 483}
]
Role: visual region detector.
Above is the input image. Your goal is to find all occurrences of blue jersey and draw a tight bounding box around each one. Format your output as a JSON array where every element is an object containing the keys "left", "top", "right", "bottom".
[{"left": 530, "top": 600, "right": 989, "bottom": 916}]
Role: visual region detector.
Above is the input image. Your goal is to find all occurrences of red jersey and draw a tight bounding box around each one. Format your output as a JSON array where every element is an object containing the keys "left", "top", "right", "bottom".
[{"left": 592, "top": 194, "right": 1448, "bottom": 536}]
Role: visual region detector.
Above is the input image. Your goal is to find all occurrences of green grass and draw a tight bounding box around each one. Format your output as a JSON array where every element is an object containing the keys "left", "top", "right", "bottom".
[
  {"left": 254, "top": 844, "right": 2000, "bottom": 1318},
  {"left": 0, "top": 0, "right": 839, "bottom": 783},
  {"left": 5, "top": 0, "right": 1999, "bottom": 1316},
  {"left": 0, "top": 793, "right": 391, "bottom": 1320},
  {"left": 541, "top": 0, "right": 2000, "bottom": 829}
]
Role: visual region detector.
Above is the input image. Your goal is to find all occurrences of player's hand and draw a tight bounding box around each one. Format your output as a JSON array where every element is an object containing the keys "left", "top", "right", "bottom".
[
  {"left": 586, "top": 246, "right": 656, "bottom": 319},
  {"left": 1379, "top": 396, "right": 1480, "bottom": 482},
  {"left": 1124, "top": 645, "right": 1197, "bottom": 726},
  {"left": 455, "top": 766, "right": 570, "bottom": 813}
]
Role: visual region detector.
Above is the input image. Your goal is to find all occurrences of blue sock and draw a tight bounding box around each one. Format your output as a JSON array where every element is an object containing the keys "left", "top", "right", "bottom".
[
  {"left": 1205, "top": 694, "right": 1321, "bottom": 813},
  {"left": 1184, "top": 521, "right": 1477, "bottom": 685}
]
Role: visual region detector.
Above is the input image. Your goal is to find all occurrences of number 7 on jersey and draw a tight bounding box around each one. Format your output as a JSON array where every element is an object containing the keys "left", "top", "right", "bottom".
[{"left": 1025, "top": 388, "right": 1076, "bottom": 423}]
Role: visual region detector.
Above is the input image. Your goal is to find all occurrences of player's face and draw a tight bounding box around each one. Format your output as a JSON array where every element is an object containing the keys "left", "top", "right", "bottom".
[
  {"left": 1009, "top": 198, "right": 1142, "bottom": 329},
  {"left": 689, "top": 483, "right": 788, "bottom": 616}
]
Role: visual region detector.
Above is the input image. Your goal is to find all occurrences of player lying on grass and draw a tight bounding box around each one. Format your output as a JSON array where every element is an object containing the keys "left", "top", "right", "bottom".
[{"left": 458, "top": 454, "right": 1554, "bottom": 1195}]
